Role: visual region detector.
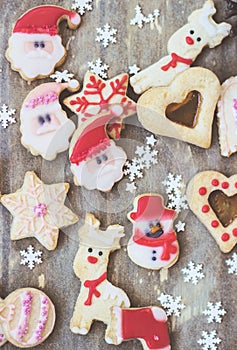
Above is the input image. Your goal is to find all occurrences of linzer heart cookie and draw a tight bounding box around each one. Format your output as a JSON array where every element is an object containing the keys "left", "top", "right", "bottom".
[
  {"left": 137, "top": 67, "right": 220, "bottom": 148},
  {"left": 217, "top": 76, "right": 237, "bottom": 157},
  {"left": 186, "top": 171, "right": 237, "bottom": 253}
]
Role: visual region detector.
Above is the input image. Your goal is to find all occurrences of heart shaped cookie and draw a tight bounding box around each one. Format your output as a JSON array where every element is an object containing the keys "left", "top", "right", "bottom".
[
  {"left": 137, "top": 67, "right": 220, "bottom": 148},
  {"left": 217, "top": 76, "right": 237, "bottom": 157},
  {"left": 186, "top": 171, "right": 237, "bottom": 253}
]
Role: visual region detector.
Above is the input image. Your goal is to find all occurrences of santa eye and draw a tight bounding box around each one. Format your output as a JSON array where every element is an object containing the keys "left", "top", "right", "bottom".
[
  {"left": 197, "top": 37, "right": 201, "bottom": 42},
  {"left": 88, "top": 248, "right": 93, "bottom": 253},
  {"left": 45, "top": 114, "right": 51, "bottom": 122},
  {"left": 34, "top": 41, "right": 39, "bottom": 48},
  {"left": 102, "top": 154, "right": 108, "bottom": 161},
  {"left": 38, "top": 116, "right": 45, "bottom": 125},
  {"left": 96, "top": 157, "right": 102, "bottom": 165},
  {"left": 190, "top": 30, "right": 194, "bottom": 35},
  {"left": 98, "top": 251, "right": 103, "bottom": 256},
  {"left": 40, "top": 41, "right": 45, "bottom": 48}
]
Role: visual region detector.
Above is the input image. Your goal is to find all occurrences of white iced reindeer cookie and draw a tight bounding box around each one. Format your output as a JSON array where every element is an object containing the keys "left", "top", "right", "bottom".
[
  {"left": 130, "top": 0, "right": 231, "bottom": 94},
  {"left": 20, "top": 80, "right": 79, "bottom": 161}
]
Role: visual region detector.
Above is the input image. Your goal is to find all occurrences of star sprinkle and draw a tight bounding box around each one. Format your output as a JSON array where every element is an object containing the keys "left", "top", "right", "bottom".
[
  {"left": 126, "top": 182, "right": 137, "bottom": 193},
  {"left": 202, "top": 302, "right": 226, "bottom": 323},
  {"left": 20, "top": 245, "right": 43, "bottom": 270},
  {"left": 128, "top": 64, "right": 141, "bottom": 75},
  {"left": 146, "top": 134, "right": 157, "bottom": 147},
  {"left": 0, "top": 104, "right": 16, "bottom": 128},
  {"left": 175, "top": 220, "right": 186, "bottom": 232},
  {"left": 1, "top": 171, "right": 78, "bottom": 250}
]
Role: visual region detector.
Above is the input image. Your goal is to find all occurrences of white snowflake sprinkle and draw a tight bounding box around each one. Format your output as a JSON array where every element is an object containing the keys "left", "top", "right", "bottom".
[
  {"left": 197, "top": 330, "right": 221, "bottom": 350},
  {"left": 124, "top": 160, "right": 143, "bottom": 182},
  {"left": 128, "top": 64, "right": 140, "bottom": 75},
  {"left": 88, "top": 58, "right": 109, "bottom": 78},
  {"left": 50, "top": 70, "right": 74, "bottom": 82},
  {"left": 0, "top": 104, "right": 16, "bottom": 128},
  {"left": 157, "top": 293, "right": 185, "bottom": 317},
  {"left": 203, "top": 302, "right": 226, "bottom": 323},
  {"left": 95, "top": 23, "right": 117, "bottom": 48},
  {"left": 162, "top": 173, "right": 188, "bottom": 213},
  {"left": 167, "top": 192, "right": 188, "bottom": 213},
  {"left": 71, "top": 0, "right": 93, "bottom": 15},
  {"left": 20, "top": 245, "right": 43, "bottom": 270},
  {"left": 182, "top": 261, "right": 205, "bottom": 285},
  {"left": 175, "top": 220, "right": 186, "bottom": 232},
  {"left": 126, "top": 182, "right": 137, "bottom": 193},
  {"left": 130, "top": 5, "right": 160, "bottom": 29},
  {"left": 226, "top": 252, "right": 237, "bottom": 275},
  {"left": 140, "top": 147, "right": 158, "bottom": 169},
  {"left": 146, "top": 134, "right": 157, "bottom": 147}
]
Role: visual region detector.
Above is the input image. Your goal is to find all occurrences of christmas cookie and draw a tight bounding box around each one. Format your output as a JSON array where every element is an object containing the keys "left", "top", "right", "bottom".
[
  {"left": 0, "top": 288, "right": 55, "bottom": 348},
  {"left": 130, "top": 0, "right": 231, "bottom": 94},
  {"left": 6, "top": 5, "right": 81, "bottom": 81},
  {"left": 1, "top": 171, "right": 78, "bottom": 250},
  {"left": 106, "top": 306, "right": 171, "bottom": 350},
  {"left": 186, "top": 171, "right": 237, "bottom": 253},
  {"left": 137, "top": 67, "right": 220, "bottom": 148},
  {"left": 127, "top": 194, "right": 179, "bottom": 270},
  {"left": 70, "top": 213, "right": 130, "bottom": 340},
  {"left": 20, "top": 80, "right": 79, "bottom": 161},
  {"left": 217, "top": 76, "right": 237, "bottom": 157},
  {"left": 0, "top": 298, "right": 7, "bottom": 347}
]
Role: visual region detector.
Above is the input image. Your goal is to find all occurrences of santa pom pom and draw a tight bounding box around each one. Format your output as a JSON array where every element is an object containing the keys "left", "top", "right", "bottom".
[{"left": 70, "top": 12, "right": 81, "bottom": 26}]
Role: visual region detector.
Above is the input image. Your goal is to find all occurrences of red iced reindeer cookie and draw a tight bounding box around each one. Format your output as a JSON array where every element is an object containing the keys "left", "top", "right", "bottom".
[
  {"left": 6, "top": 6, "right": 81, "bottom": 81},
  {"left": 70, "top": 213, "right": 130, "bottom": 340},
  {"left": 106, "top": 306, "right": 171, "bottom": 350},
  {"left": 130, "top": 0, "right": 231, "bottom": 94},
  {"left": 20, "top": 80, "right": 79, "bottom": 161},
  {"left": 0, "top": 288, "right": 55, "bottom": 348},
  {"left": 127, "top": 194, "right": 179, "bottom": 270}
]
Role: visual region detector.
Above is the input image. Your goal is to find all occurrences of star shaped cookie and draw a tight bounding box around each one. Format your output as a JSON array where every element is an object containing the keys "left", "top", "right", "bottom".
[{"left": 1, "top": 171, "right": 78, "bottom": 250}]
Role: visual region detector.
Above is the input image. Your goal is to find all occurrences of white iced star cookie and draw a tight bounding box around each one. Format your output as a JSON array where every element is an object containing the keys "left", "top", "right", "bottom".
[{"left": 1, "top": 171, "right": 78, "bottom": 250}]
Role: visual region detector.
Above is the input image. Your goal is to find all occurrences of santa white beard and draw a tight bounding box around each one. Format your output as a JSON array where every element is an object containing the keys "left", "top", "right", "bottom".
[
  {"left": 7, "top": 33, "right": 65, "bottom": 79},
  {"left": 20, "top": 101, "right": 75, "bottom": 160},
  {"left": 71, "top": 141, "right": 127, "bottom": 192}
]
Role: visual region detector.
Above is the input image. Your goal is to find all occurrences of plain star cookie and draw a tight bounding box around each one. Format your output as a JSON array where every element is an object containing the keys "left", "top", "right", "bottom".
[{"left": 1, "top": 171, "right": 78, "bottom": 250}]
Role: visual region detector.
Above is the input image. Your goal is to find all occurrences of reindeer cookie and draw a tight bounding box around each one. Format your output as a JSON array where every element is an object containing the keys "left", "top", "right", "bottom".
[
  {"left": 6, "top": 5, "right": 81, "bottom": 81},
  {"left": 127, "top": 194, "right": 179, "bottom": 270},
  {"left": 0, "top": 288, "right": 55, "bottom": 348},
  {"left": 130, "top": 0, "right": 231, "bottom": 94},
  {"left": 70, "top": 213, "right": 130, "bottom": 340}
]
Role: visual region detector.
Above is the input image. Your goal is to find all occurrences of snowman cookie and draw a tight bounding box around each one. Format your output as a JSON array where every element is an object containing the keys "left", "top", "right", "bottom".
[
  {"left": 6, "top": 5, "right": 81, "bottom": 81},
  {"left": 0, "top": 288, "right": 55, "bottom": 348},
  {"left": 130, "top": 0, "right": 231, "bottom": 94},
  {"left": 127, "top": 194, "right": 179, "bottom": 270},
  {"left": 20, "top": 80, "right": 79, "bottom": 161}
]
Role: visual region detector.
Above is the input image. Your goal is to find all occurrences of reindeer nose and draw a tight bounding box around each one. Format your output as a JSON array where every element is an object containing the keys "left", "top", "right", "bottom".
[
  {"left": 87, "top": 256, "right": 98, "bottom": 264},
  {"left": 185, "top": 36, "right": 194, "bottom": 45}
]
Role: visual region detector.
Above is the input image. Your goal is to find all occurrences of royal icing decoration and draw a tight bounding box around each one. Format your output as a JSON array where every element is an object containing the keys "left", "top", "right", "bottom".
[
  {"left": 1, "top": 171, "right": 78, "bottom": 250},
  {"left": 130, "top": 0, "right": 231, "bottom": 94},
  {"left": 20, "top": 81, "right": 79, "bottom": 161},
  {"left": 6, "top": 5, "right": 81, "bottom": 80},
  {"left": 127, "top": 194, "right": 179, "bottom": 270},
  {"left": 70, "top": 213, "right": 130, "bottom": 339},
  {"left": 217, "top": 76, "right": 237, "bottom": 157},
  {"left": 186, "top": 171, "right": 237, "bottom": 253},
  {"left": 0, "top": 288, "right": 55, "bottom": 348}
]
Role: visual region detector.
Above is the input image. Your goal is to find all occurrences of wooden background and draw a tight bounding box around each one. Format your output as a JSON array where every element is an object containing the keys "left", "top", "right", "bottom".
[{"left": 1, "top": 0, "right": 237, "bottom": 349}]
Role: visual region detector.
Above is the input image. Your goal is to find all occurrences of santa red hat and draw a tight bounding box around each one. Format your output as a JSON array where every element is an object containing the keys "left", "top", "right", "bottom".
[
  {"left": 13, "top": 5, "right": 81, "bottom": 36},
  {"left": 128, "top": 195, "right": 177, "bottom": 222}
]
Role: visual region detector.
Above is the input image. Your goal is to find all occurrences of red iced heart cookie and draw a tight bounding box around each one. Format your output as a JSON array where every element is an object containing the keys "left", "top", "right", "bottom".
[{"left": 186, "top": 171, "right": 237, "bottom": 253}]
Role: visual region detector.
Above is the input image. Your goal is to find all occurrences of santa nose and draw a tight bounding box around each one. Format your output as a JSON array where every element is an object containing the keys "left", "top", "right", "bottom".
[
  {"left": 87, "top": 256, "right": 98, "bottom": 264},
  {"left": 185, "top": 36, "right": 194, "bottom": 45}
]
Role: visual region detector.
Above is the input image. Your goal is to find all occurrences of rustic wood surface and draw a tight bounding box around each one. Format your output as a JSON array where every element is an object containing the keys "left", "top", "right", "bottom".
[{"left": 1, "top": 0, "right": 237, "bottom": 349}]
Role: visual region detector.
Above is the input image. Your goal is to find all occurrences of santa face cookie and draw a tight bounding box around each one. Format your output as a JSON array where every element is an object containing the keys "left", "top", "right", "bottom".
[
  {"left": 217, "top": 77, "right": 237, "bottom": 157},
  {"left": 127, "top": 194, "right": 179, "bottom": 270},
  {"left": 186, "top": 171, "right": 237, "bottom": 253},
  {"left": 20, "top": 81, "right": 79, "bottom": 161},
  {"left": 6, "top": 5, "right": 81, "bottom": 81},
  {"left": 1, "top": 171, "right": 78, "bottom": 250},
  {"left": 130, "top": 0, "right": 231, "bottom": 94},
  {"left": 137, "top": 67, "right": 220, "bottom": 148},
  {"left": 0, "top": 288, "right": 55, "bottom": 348}
]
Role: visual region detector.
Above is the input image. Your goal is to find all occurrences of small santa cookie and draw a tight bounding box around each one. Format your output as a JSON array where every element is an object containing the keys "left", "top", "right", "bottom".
[
  {"left": 70, "top": 213, "right": 130, "bottom": 340},
  {"left": 0, "top": 298, "right": 7, "bottom": 347},
  {"left": 20, "top": 80, "right": 79, "bottom": 161},
  {"left": 127, "top": 194, "right": 179, "bottom": 270},
  {"left": 6, "top": 5, "right": 81, "bottom": 81},
  {"left": 106, "top": 306, "right": 171, "bottom": 350},
  {"left": 0, "top": 288, "right": 55, "bottom": 348},
  {"left": 130, "top": 0, "right": 231, "bottom": 94},
  {"left": 217, "top": 76, "right": 237, "bottom": 157},
  {"left": 1, "top": 171, "right": 78, "bottom": 250},
  {"left": 137, "top": 67, "right": 220, "bottom": 148},
  {"left": 186, "top": 171, "right": 237, "bottom": 253}
]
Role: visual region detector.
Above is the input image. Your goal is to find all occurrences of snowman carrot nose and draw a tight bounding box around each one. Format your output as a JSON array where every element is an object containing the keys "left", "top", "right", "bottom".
[
  {"left": 186, "top": 36, "right": 194, "bottom": 45},
  {"left": 151, "top": 226, "right": 159, "bottom": 234}
]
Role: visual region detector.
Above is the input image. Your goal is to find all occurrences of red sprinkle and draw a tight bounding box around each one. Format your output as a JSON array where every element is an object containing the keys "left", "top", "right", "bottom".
[
  {"left": 235, "top": 182, "right": 237, "bottom": 189},
  {"left": 222, "top": 182, "right": 229, "bottom": 189},
  {"left": 233, "top": 228, "right": 237, "bottom": 237},
  {"left": 202, "top": 205, "right": 210, "bottom": 213},
  {"left": 221, "top": 233, "right": 230, "bottom": 242},
  {"left": 211, "top": 220, "right": 219, "bottom": 228},
  {"left": 211, "top": 179, "right": 219, "bottom": 186},
  {"left": 199, "top": 187, "right": 207, "bottom": 196}
]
